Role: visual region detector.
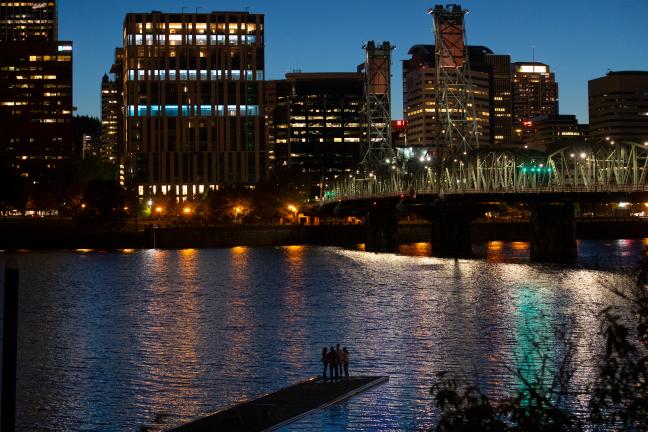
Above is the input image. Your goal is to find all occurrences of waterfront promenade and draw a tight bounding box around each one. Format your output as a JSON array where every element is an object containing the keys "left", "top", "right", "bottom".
[{"left": 1, "top": 216, "right": 647, "bottom": 250}]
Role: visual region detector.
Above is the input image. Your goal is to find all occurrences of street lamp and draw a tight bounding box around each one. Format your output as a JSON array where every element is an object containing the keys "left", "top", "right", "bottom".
[{"left": 287, "top": 205, "right": 298, "bottom": 222}]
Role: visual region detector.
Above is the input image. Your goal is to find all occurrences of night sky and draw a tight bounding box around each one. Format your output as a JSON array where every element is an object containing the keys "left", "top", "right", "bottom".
[{"left": 59, "top": 0, "right": 648, "bottom": 122}]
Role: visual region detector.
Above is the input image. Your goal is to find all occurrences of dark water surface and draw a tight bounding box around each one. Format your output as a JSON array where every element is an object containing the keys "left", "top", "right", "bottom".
[{"left": 0, "top": 239, "right": 646, "bottom": 431}]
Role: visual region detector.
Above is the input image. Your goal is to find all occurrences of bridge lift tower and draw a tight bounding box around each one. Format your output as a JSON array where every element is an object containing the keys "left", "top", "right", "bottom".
[
  {"left": 428, "top": 5, "right": 480, "bottom": 156},
  {"left": 360, "top": 41, "right": 396, "bottom": 173}
]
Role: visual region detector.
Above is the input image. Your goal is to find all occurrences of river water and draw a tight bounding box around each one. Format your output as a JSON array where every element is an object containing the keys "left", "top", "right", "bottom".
[{"left": 0, "top": 239, "right": 646, "bottom": 431}]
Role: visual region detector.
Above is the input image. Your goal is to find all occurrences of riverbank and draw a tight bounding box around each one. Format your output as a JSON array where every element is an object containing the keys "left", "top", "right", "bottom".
[{"left": 1, "top": 217, "right": 646, "bottom": 250}]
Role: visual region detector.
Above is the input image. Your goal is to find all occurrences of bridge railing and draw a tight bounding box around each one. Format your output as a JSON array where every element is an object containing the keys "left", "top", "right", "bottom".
[{"left": 322, "top": 183, "right": 648, "bottom": 204}]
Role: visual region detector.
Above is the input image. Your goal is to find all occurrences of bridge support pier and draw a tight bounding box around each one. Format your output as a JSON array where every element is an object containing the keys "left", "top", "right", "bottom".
[
  {"left": 530, "top": 202, "right": 576, "bottom": 263},
  {"left": 431, "top": 207, "right": 474, "bottom": 258},
  {"left": 365, "top": 201, "right": 398, "bottom": 252}
]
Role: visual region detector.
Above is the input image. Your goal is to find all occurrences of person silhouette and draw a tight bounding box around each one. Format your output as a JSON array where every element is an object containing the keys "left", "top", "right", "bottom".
[
  {"left": 342, "top": 347, "right": 350, "bottom": 379},
  {"left": 328, "top": 346, "right": 338, "bottom": 381},
  {"left": 321, "top": 347, "right": 329, "bottom": 380}
]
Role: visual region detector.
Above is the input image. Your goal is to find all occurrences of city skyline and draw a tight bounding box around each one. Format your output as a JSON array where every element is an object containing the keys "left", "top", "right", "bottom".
[{"left": 61, "top": 0, "right": 648, "bottom": 123}]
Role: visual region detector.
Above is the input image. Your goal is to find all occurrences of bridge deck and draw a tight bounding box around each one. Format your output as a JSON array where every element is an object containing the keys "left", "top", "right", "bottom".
[{"left": 166, "top": 376, "right": 388, "bottom": 432}]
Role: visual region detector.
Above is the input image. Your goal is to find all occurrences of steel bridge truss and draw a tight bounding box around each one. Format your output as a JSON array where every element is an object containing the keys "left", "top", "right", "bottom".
[
  {"left": 360, "top": 41, "right": 396, "bottom": 172},
  {"left": 430, "top": 4, "right": 480, "bottom": 156},
  {"left": 324, "top": 142, "right": 648, "bottom": 201}
]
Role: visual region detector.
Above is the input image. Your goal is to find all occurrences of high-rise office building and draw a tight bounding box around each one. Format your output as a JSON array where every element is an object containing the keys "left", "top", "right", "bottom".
[
  {"left": 511, "top": 62, "right": 558, "bottom": 131},
  {"left": 589, "top": 71, "right": 648, "bottom": 144},
  {"left": 485, "top": 54, "right": 513, "bottom": 147},
  {"left": 265, "top": 72, "right": 365, "bottom": 199},
  {"left": 0, "top": 1, "right": 57, "bottom": 42},
  {"left": 403, "top": 44, "right": 495, "bottom": 152},
  {"left": 522, "top": 114, "right": 586, "bottom": 151},
  {"left": 0, "top": 0, "right": 73, "bottom": 180},
  {"left": 122, "top": 11, "right": 265, "bottom": 200},
  {"left": 101, "top": 72, "right": 120, "bottom": 163}
]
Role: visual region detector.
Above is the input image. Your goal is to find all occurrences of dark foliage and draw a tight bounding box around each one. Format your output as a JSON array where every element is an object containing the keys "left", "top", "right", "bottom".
[
  {"left": 589, "top": 254, "right": 648, "bottom": 428},
  {"left": 431, "top": 255, "right": 648, "bottom": 431},
  {"left": 72, "top": 115, "right": 101, "bottom": 154},
  {"left": 76, "top": 179, "right": 125, "bottom": 227}
]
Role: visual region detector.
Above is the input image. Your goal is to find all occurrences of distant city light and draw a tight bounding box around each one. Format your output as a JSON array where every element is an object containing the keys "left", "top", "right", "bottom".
[{"left": 618, "top": 202, "right": 629, "bottom": 208}]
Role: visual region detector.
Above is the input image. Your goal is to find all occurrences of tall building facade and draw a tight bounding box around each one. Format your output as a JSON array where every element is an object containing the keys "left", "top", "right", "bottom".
[
  {"left": 101, "top": 73, "right": 120, "bottom": 163},
  {"left": 403, "top": 45, "right": 496, "bottom": 153},
  {"left": 589, "top": 71, "right": 648, "bottom": 144},
  {"left": 122, "top": 11, "right": 265, "bottom": 200},
  {"left": 484, "top": 54, "right": 513, "bottom": 147},
  {"left": 511, "top": 62, "right": 558, "bottom": 139},
  {"left": 522, "top": 115, "right": 586, "bottom": 151},
  {"left": 265, "top": 72, "right": 365, "bottom": 199},
  {"left": 0, "top": 0, "right": 73, "bottom": 180},
  {"left": 0, "top": 1, "right": 57, "bottom": 42}
]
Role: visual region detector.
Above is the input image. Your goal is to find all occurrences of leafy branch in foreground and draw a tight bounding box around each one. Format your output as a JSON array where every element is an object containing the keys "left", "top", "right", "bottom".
[
  {"left": 589, "top": 255, "right": 648, "bottom": 429},
  {"left": 431, "top": 253, "right": 648, "bottom": 431}
]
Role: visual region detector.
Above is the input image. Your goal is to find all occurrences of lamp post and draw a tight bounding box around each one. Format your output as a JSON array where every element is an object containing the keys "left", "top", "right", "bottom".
[{"left": 287, "top": 205, "right": 298, "bottom": 223}]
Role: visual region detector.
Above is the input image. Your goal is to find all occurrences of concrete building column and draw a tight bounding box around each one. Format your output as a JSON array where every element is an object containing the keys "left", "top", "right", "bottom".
[{"left": 530, "top": 202, "right": 576, "bottom": 262}]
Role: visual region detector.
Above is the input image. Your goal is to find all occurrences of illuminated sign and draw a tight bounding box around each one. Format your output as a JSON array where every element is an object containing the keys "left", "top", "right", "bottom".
[
  {"left": 522, "top": 120, "right": 533, "bottom": 128},
  {"left": 518, "top": 65, "right": 548, "bottom": 73}
]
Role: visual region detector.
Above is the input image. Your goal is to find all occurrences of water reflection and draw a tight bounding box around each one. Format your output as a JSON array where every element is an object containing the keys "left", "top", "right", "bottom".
[
  {"left": 398, "top": 242, "right": 432, "bottom": 257},
  {"left": 4, "top": 241, "right": 645, "bottom": 430}
]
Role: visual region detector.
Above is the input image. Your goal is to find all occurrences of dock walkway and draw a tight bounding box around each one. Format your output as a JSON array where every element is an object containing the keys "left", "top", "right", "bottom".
[{"left": 167, "top": 376, "right": 388, "bottom": 432}]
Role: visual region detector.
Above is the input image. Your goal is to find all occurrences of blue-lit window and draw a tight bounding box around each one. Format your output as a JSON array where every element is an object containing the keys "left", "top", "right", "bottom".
[
  {"left": 245, "top": 35, "right": 257, "bottom": 44},
  {"left": 256, "top": 71, "right": 264, "bottom": 81},
  {"left": 128, "top": 106, "right": 135, "bottom": 116},
  {"left": 159, "top": 70, "right": 166, "bottom": 80},
  {"left": 188, "top": 70, "right": 197, "bottom": 80},
  {"left": 229, "top": 35, "right": 239, "bottom": 45},
  {"left": 157, "top": 35, "right": 166, "bottom": 45},
  {"left": 150, "top": 106, "right": 161, "bottom": 117},
  {"left": 179, "top": 70, "right": 188, "bottom": 80},
  {"left": 137, "top": 106, "right": 147, "bottom": 116},
  {"left": 200, "top": 105, "right": 212, "bottom": 116},
  {"left": 138, "top": 70, "right": 145, "bottom": 80},
  {"left": 231, "top": 70, "right": 241, "bottom": 80},
  {"left": 145, "top": 35, "right": 154, "bottom": 45},
  {"left": 227, "top": 105, "right": 237, "bottom": 116},
  {"left": 245, "top": 70, "right": 253, "bottom": 80},
  {"left": 200, "top": 70, "right": 208, "bottom": 80},
  {"left": 210, "top": 35, "right": 226, "bottom": 45},
  {"left": 135, "top": 35, "right": 143, "bottom": 45},
  {"left": 168, "top": 70, "right": 176, "bottom": 80},
  {"left": 246, "top": 105, "right": 259, "bottom": 116},
  {"left": 165, "top": 105, "right": 179, "bottom": 117},
  {"left": 196, "top": 35, "right": 207, "bottom": 45},
  {"left": 128, "top": 70, "right": 135, "bottom": 80},
  {"left": 217, "top": 105, "right": 225, "bottom": 116},
  {"left": 182, "top": 106, "right": 190, "bottom": 116}
]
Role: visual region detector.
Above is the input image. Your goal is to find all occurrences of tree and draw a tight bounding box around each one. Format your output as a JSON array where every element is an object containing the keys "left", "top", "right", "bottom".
[
  {"left": 589, "top": 255, "right": 648, "bottom": 428},
  {"left": 430, "top": 254, "right": 648, "bottom": 431},
  {"left": 77, "top": 179, "right": 125, "bottom": 227}
]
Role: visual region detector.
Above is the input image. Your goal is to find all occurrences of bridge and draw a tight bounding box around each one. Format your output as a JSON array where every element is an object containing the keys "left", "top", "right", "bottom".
[{"left": 320, "top": 142, "right": 648, "bottom": 262}]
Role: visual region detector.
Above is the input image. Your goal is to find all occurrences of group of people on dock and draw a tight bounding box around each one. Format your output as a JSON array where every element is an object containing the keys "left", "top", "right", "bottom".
[{"left": 321, "top": 344, "right": 349, "bottom": 381}]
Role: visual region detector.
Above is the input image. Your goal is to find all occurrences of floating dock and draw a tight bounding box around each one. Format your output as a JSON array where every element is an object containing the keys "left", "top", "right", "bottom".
[{"left": 167, "top": 376, "right": 389, "bottom": 432}]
